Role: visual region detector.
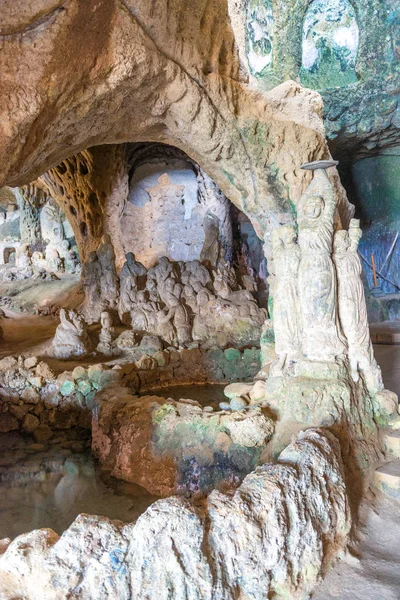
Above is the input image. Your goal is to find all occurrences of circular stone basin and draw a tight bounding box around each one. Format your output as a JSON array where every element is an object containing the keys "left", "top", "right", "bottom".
[{"left": 139, "top": 383, "right": 227, "bottom": 409}]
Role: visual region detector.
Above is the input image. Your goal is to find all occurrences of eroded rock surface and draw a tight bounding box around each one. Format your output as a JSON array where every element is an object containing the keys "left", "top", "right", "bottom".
[{"left": 0, "top": 428, "right": 350, "bottom": 600}]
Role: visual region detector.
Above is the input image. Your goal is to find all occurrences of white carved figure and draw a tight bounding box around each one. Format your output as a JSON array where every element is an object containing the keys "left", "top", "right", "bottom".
[
  {"left": 51, "top": 309, "right": 90, "bottom": 359},
  {"left": 333, "top": 220, "right": 383, "bottom": 392},
  {"left": 298, "top": 165, "right": 346, "bottom": 362},
  {"left": 130, "top": 291, "right": 158, "bottom": 333},
  {"left": 271, "top": 225, "right": 301, "bottom": 374},
  {"left": 145, "top": 173, "right": 185, "bottom": 208},
  {"left": 97, "top": 311, "right": 116, "bottom": 356},
  {"left": 16, "top": 244, "right": 33, "bottom": 276}
]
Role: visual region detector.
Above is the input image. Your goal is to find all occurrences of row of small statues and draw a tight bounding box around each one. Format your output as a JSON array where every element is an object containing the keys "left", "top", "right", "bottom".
[
  {"left": 1, "top": 241, "right": 80, "bottom": 281},
  {"left": 82, "top": 237, "right": 266, "bottom": 348},
  {"left": 270, "top": 166, "right": 382, "bottom": 394}
]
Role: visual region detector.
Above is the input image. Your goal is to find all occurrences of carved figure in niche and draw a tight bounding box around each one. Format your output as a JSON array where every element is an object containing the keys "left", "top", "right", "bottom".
[
  {"left": 145, "top": 174, "right": 185, "bottom": 208},
  {"left": 97, "top": 311, "right": 116, "bottom": 356},
  {"left": 60, "top": 240, "right": 80, "bottom": 274},
  {"left": 270, "top": 225, "right": 301, "bottom": 375},
  {"left": 119, "top": 252, "right": 147, "bottom": 323},
  {"left": 333, "top": 220, "right": 383, "bottom": 392},
  {"left": 51, "top": 309, "right": 90, "bottom": 359},
  {"left": 82, "top": 251, "right": 103, "bottom": 323},
  {"left": 298, "top": 163, "right": 346, "bottom": 362},
  {"left": 16, "top": 244, "right": 33, "bottom": 276},
  {"left": 45, "top": 244, "right": 64, "bottom": 273},
  {"left": 200, "top": 211, "right": 221, "bottom": 268},
  {"left": 97, "top": 235, "right": 119, "bottom": 310},
  {"left": 130, "top": 291, "right": 158, "bottom": 333}
]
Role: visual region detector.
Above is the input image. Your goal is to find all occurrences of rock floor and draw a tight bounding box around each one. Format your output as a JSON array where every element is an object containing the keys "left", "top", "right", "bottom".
[{"left": 314, "top": 343, "right": 400, "bottom": 600}]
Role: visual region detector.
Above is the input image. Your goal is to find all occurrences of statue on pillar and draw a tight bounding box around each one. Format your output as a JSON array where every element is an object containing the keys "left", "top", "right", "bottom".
[
  {"left": 270, "top": 225, "right": 301, "bottom": 375},
  {"left": 333, "top": 220, "right": 383, "bottom": 392}
]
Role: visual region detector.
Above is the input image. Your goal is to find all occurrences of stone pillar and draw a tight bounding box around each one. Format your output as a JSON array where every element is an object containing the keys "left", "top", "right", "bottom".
[{"left": 13, "top": 185, "right": 46, "bottom": 246}]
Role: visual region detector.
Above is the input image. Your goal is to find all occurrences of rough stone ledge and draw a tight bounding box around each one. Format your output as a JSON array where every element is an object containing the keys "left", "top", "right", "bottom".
[{"left": 0, "top": 427, "right": 350, "bottom": 600}]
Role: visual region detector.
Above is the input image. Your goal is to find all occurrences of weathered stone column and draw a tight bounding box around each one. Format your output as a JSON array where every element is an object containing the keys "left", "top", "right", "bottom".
[{"left": 13, "top": 184, "right": 46, "bottom": 246}]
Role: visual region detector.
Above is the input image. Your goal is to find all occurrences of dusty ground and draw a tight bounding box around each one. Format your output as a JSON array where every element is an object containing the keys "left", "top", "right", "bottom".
[
  {"left": 0, "top": 275, "right": 83, "bottom": 311},
  {"left": 313, "top": 343, "right": 400, "bottom": 600},
  {"left": 313, "top": 491, "right": 400, "bottom": 600}
]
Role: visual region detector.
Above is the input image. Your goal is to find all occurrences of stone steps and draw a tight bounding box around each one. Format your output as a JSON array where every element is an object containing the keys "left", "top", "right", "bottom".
[
  {"left": 382, "top": 429, "right": 400, "bottom": 458},
  {"left": 374, "top": 461, "right": 400, "bottom": 500}
]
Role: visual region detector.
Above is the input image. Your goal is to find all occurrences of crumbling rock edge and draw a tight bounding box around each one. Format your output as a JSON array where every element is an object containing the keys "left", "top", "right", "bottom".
[{"left": 0, "top": 427, "right": 350, "bottom": 600}]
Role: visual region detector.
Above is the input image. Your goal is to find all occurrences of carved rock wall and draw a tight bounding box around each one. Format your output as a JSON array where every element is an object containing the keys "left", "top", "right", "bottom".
[{"left": 0, "top": 0, "right": 352, "bottom": 247}]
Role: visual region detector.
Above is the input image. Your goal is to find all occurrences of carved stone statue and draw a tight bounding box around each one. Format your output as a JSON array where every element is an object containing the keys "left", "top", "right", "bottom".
[
  {"left": 130, "top": 290, "right": 158, "bottom": 333},
  {"left": 214, "top": 270, "right": 256, "bottom": 306},
  {"left": 97, "top": 234, "right": 119, "bottom": 310},
  {"left": 97, "top": 311, "right": 116, "bottom": 356},
  {"left": 119, "top": 252, "right": 147, "bottom": 323},
  {"left": 333, "top": 220, "right": 383, "bottom": 392},
  {"left": 82, "top": 251, "right": 103, "bottom": 323},
  {"left": 200, "top": 211, "right": 222, "bottom": 268},
  {"left": 16, "top": 244, "right": 33, "bottom": 276},
  {"left": 155, "top": 308, "right": 176, "bottom": 346},
  {"left": 182, "top": 260, "right": 212, "bottom": 289},
  {"left": 45, "top": 246, "right": 64, "bottom": 273},
  {"left": 297, "top": 166, "right": 346, "bottom": 362},
  {"left": 151, "top": 256, "right": 175, "bottom": 288},
  {"left": 60, "top": 240, "right": 80, "bottom": 274},
  {"left": 51, "top": 309, "right": 90, "bottom": 359},
  {"left": 271, "top": 225, "right": 301, "bottom": 374}
]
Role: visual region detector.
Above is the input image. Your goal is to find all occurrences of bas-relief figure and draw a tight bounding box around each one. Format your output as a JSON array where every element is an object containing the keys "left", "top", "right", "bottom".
[
  {"left": 145, "top": 173, "right": 185, "bottom": 209},
  {"left": 297, "top": 167, "right": 346, "bottom": 362},
  {"left": 333, "top": 220, "right": 383, "bottom": 393},
  {"left": 270, "top": 225, "right": 301, "bottom": 375},
  {"left": 268, "top": 161, "right": 383, "bottom": 396},
  {"left": 97, "top": 311, "right": 116, "bottom": 356}
]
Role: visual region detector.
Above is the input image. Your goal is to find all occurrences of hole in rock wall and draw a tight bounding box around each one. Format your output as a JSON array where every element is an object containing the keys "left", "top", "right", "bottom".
[
  {"left": 300, "top": 0, "right": 359, "bottom": 89},
  {"left": 246, "top": 0, "right": 274, "bottom": 79}
]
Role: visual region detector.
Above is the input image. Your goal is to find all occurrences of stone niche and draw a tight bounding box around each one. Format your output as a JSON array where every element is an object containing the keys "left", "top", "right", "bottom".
[
  {"left": 122, "top": 144, "right": 233, "bottom": 268},
  {"left": 0, "top": 187, "right": 80, "bottom": 283}
]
